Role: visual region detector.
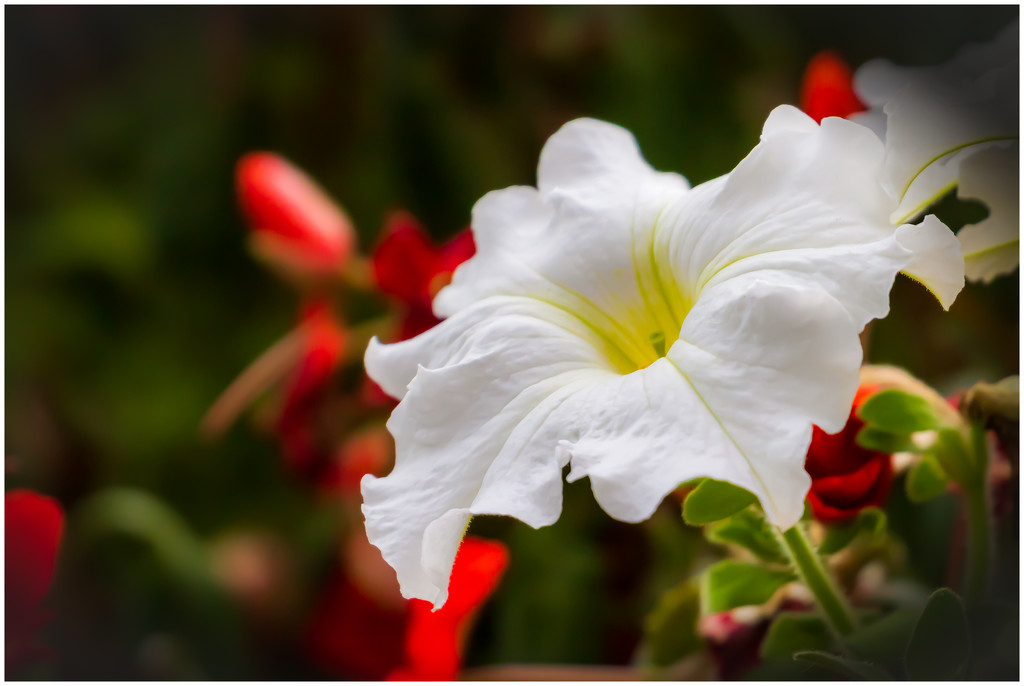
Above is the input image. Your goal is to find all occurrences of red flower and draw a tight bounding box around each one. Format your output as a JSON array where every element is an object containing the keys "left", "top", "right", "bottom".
[
  {"left": 277, "top": 299, "right": 348, "bottom": 474},
  {"left": 389, "top": 538, "right": 509, "bottom": 681},
  {"left": 6, "top": 490, "right": 64, "bottom": 671},
  {"left": 799, "top": 51, "right": 866, "bottom": 123},
  {"left": 371, "top": 211, "right": 475, "bottom": 342},
  {"left": 306, "top": 575, "right": 410, "bottom": 680},
  {"left": 806, "top": 385, "right": 893, "bottom": 523},
  {"left": 236, "top": 152, "right": 356, "bottom": 276},
  {"left": 306, "top": 537, "right": 508, "bottom": 681}
]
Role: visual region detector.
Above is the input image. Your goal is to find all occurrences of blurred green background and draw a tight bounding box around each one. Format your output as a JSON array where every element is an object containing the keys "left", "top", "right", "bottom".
[{"left": 6, "top": 6, "right": 1018, "bottom": 679}]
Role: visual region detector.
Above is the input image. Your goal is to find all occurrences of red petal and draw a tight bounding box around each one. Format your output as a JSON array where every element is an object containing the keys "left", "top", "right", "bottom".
[
  {"left": 305, "top": 574, "right": 409, "bottom": 679},
  {"left": 809, "top": 454, "right": 893, "bottom": 523},
  {"left": 439, "top": 228, "right": 476, "bottom": 275},
  {"left": 799, "top": 51, "right": 866, "bottom": 123},
  {"left": 6, "top": 490, "right": 63, "bottom": 613},
  {"left": 807, "top": 489, "right": 862, "bottom": 523},
  {"left": 236, "top": 152, "right": 354, "bottom": 271},
  {"left": 811, "top": 454, "right": 884, "bottom": 506},
  {"left": 398, "top": 537, "right": 509, "bottom": 680},
  {"left": 397, "top": 306, "right": 443, "bottom": 343},
  {"left": 276, "top": 300, "right": 347, "bottom": 472},
  {"left": 372, "top": 212, "right": 441, "bottom": 305},
  {"left": 6, "top": 490, "right": 64, "bottom": 669},
  {"left": 806, "top": 385, "right": 883, "bottom": 479}
]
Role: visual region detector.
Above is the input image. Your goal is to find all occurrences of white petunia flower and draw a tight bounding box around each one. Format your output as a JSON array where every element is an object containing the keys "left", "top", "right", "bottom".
[
  {"left": 363, "top": 106, "right": 964, "bottom": 608},
  {"left": 853, "top": 21, "right": 1019, "bottom": 282}
]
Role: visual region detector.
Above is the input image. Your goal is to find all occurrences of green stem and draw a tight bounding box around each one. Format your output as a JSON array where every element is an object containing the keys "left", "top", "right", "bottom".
[
  {"left": 964, "top": 421, "right": 992, "bottom": 606},
  {"left": 778, "top": 524, "right": 857, "bottom": 637}
]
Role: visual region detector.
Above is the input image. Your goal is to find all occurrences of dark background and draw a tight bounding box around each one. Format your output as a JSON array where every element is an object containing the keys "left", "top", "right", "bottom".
[{"left": 6, "top": 6, "right": 1018, "bottom": 679}]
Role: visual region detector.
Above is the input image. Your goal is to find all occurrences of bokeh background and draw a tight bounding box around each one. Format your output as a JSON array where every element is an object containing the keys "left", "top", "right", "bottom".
[{"left": 6, "top": 5, "right": 1018, "bottom": 680}]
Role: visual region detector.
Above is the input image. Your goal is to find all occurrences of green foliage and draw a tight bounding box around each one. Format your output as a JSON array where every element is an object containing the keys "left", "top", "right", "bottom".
[
  {"left": 793, "top": 650, "right": 893, "bottom": 680},
  {"left": 932, "top": 428, "right": 977, "bottom": 485},
  {"left": 700, "top": 560, "right": 794, "bottom": 614},
  {"left": 857, "top": 426, "right": 918, "bottom": 453},
  {"left": 759, "top": 612, "right": 832, "bottom": 659},
  {"left": 905, "top": 588, "right": 971, "bottom": 680},
  {"left": 845, "top": 606, "right": 923, "bottom": 673},
  {"left": 818, "top": 507, "right": 887, "bottom": 555},
  {"left": 682, "top": 479, "right": 757, "bottom": 525},
  {"left": 706, "top": 507, "right": 787, "bottom": 563},
  {"left": 906, "top": 453, "right": 951, "bottom": 502},
  {"left": 856, "top": 389, "right": 941, "bottom": 434},
  {"left": 74, "top": 488, "right": 212, "bottom": 588},
  {"left": 643, "top": 580, "right": 703, "bottom": 667}
]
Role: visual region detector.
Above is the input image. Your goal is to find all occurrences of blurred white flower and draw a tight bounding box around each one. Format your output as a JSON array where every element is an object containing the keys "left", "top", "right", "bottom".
[
  {"left": 363, "top": 107, "right": 964, "bottom": 607},
  {"left": 853, "top": 22, "right": 1019, "bottom": 282}
]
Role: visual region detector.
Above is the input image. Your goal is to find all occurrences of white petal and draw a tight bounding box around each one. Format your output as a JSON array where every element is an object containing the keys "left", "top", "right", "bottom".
[
  {"left": 956, "top": 144, "right": 1020, "bottom": 282},
  {"left": 434, "top": 119, "right": 690, "bottom": 367},
  {"left": 854, "top": 23, "right": 1019, "bottom": 222},
  {"left": 848, "top": 108, "right": 887, "bottom": 142},
  {"left": 555, "top": 275, "right": 862, "bottom": 531},
  {"left": 656, "top": 106, "right": 963, "bottom": 327},
  {"left": 896, "top": 214, "right": 965, "bottom": 308},
  {"left": 673, "top": 275, "right": 864, "bottom": 527},
  {"left": 362, "top": 296, "right": 614, "bottom": 607},
  {"left": 885, "top": 63, "right": 1018, "bottom": 220},
  {"left": 537, "top": 117, "right": 687, "bottom": 199},
  {"left": 855, "top": 22, "right": 1018, "bottom": 108},
  {"left": 660, "top": 108, "right": 892, "bottom": 292}
]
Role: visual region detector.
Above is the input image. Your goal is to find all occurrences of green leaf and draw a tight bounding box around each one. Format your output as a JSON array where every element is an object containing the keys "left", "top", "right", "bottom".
[
  {"left": 643, "top": 580, "right": 703, "bottom": 667},
  {"left": 74, "top": 488, "right": 212, "bottom": 588},
  {"left": 857, "top": 426, "right": 918, "bottom": 453},
  {"left": 682, "top": 479, "right": 757, "bottom": 525},
  {"left": 905, "top": 588, "right": 971, "bottom": 680},
  {"left": 706, "top": 508, "right": 787, "bottom": 564},
  {"left": 845, "top": 606, "right": 923, "bottom": 672},
  {"left": 857, "top": 389, "right": 941, "bottom": 434},
  {"left": 819, "top": 507, "right": 887, "bottom": 555},
  {"left": 701, "top": 560, "right": 795, "bottom": 614},
  {"left": 760, "top": 612, "right": 833, "bottom": 659},
  {"left": 932, "top": 428, "right": 976, "bottom": 485},
  {"left": 906, "top": 453, "right": 950, "bottom": 502},
  {"left": 794, "top": 650, "right": 893, "bottom": 680}
]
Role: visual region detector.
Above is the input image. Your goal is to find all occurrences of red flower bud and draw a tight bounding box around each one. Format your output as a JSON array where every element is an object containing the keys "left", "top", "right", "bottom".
[
  {"left": 236, "top": 153, "right": 355, "bottom": 275},
  {"left": 806, "top": 385, "right": 893, "bottom": 523},
  {"left": 6, "top": 490, "right": 64, "bottom": 671},
  {"left": 799, "top": 51, "right": 866, "bottom": 123}
]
